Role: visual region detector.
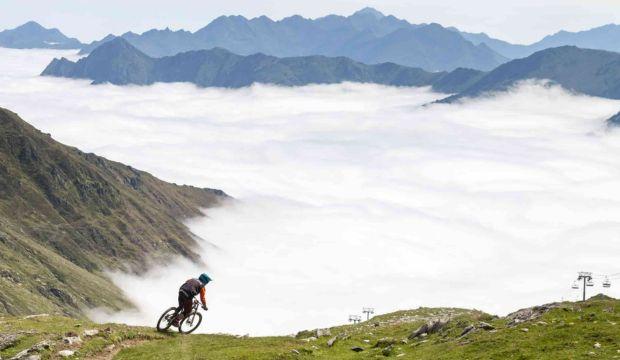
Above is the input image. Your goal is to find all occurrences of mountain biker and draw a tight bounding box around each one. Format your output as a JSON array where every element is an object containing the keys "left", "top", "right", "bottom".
[{"left": 173, "top": 273, "right": 211, "bottom": 327}]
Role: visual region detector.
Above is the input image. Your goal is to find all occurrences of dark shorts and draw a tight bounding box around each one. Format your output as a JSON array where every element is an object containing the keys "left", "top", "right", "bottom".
[{"left": 178, "top": 291, "right": 193, "bottom": 317}]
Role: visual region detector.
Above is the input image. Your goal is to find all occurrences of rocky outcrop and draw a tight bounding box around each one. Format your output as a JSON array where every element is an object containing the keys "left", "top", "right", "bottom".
[
  {"left": 409, "top": 318, "right": 449, "bottom": 339},
  {"left": 506, "top": 303, "right": 562, "bottom": 326}
]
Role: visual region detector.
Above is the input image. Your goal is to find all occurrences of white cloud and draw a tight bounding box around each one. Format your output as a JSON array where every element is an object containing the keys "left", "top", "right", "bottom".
[{"left": 2, "top": 48, "right": 620, "bottom": 335}]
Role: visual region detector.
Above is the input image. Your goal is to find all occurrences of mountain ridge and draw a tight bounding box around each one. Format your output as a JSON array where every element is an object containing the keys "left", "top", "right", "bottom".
[
  {"left": 0, "top": 107, "right": 227, "bottom": 316},
  {"left": 439, "top": 46, "right": 620, "bottom": 102},
  {"left": 0, "top": 21, "right": 83, "bottom": 49},
  {"left": 41, "top": 37, "right": 485, "bottom": 91},
  {"left": 77, "top": 9, "right": 505, "bottom": 71}
]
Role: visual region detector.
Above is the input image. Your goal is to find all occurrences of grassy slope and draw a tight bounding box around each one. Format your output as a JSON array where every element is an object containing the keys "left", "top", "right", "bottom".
[
  {"left": 1, "top": 296, "right": 618, "bottom": 359},
  {"left": 0, "top": 107, "right": 227, "bottom": 317}
]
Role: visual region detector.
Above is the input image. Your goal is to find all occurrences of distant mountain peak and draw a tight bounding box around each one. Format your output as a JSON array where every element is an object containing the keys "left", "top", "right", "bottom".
[
  {"left": 351, "top": 7, "right": 385, "bottom": 19},
  {"left": 16, "top": 20, "right": 46, "bottom": 30}
]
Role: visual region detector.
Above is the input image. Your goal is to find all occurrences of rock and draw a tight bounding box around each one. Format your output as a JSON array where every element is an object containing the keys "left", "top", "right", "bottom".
[
  {"left": 351, "top": 346, "right": 364, "bottom": 352},
  {"left": 9, "top": 349, "right": 30, "bottom": 360},
  {"left": 382, "top": 345, "right": 394, "bottom": 357},
  {"left": 594, "top": 343, "right": 601, "bottom": 349},
  {"left": 506, "top": 303, "right": 560, "bottom": 326},
  {"left": 9, "top": 340, "right": 52, "bottom": 360},
  {"left": 30, "top": 340, "right": 53, "bottom": 352},
  {"left": 460, "top": 325, "right": 476, "bottom": 337},
  {"left": 9, "top": 350, "right": 41, "bottom": 360},
  {"left": 521, "top": 328, "right": 529, "bottom": 333},
  {"left": 74, "top": 324, "right": 81, "bottom": 328},
  {"left": 0, "top": 334, "right": 20, "bottom": 351},
  {"left": 303, "top": 337, "right": 317, "bottom": 342},
  {"left": 316, "top": 328, "right": 331, "bottom": 337},
  {"left": 479, "top": 322, "right": 495, "bottom": 331},
  {"left": 409, "top": 318, "right": 449, "bottom": 339},
  {"left": 63, "top": 336, "right": 82, "bottom": 345},
  {"left": 291, "top": 349, "right": 300, "bottom": 355},
  {"left": 363, "top": 339, "right": 370, "bottom": 343},
  {"left": 22, "top": 314, "right": 49, "bottom": 320},
  {"left": 104, "top": 344, "right": 115, "bottom": 352},
  {"left": 327, "top": 337, "right": 338, "bottom": 347},
  {"left": 374, "top": 338, "right": 397, "bottom": 348},
  {"left": 58, "top": 350, "right": 75, "bottom": 357},
  {"left": 83, "top": 329, "right": 99, "bottom": 337}
]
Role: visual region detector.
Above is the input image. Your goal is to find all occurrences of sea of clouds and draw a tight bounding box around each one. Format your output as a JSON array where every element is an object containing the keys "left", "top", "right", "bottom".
[{"left": 1, "top": 48, "right": 620, "bottom": 335}]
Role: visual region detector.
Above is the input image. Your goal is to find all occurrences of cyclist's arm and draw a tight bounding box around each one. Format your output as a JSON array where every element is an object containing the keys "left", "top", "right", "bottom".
[{"left": 200, "top": 287, "right": 207, "bottom": 307}]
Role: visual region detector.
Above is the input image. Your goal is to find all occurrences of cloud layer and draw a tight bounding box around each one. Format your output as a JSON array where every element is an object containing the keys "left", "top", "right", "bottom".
[{"left": 2, "top": 48, "right": 620, "bottom": 335}]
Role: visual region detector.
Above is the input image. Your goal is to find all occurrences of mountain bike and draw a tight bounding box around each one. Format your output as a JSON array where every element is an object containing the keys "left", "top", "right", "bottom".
[{"left": 156, "top": 299, "right": 204, "bottom": 334}]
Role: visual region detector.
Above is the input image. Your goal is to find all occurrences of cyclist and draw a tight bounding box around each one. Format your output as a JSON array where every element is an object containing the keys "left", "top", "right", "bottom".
[{"left": 173, "top": 273, "right": 211, "bottom": 327}]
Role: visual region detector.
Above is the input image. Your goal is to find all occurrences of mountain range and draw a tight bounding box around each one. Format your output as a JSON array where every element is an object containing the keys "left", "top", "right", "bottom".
[
  {"left": 0, "top": 21, "right": 83, "bottom": 49},
  {"left": 458, "top": 24, "right": 620, "bottom": 59},
  {"left": 6, "top": 10, "right": 620, "bottom": 72},
  {"left": 77, "top": 8, "right": 506, "bottom": 72},
  {"left": 0, "top": 107, "right": 227, "bottom": 316},
  {"left": 41, "top": 37, "right": 485, "bottom": 91},
  {"left": 440, "top": 46, "right": 620, "bottom": 103},
  {"left": 41, "top": 38, "right": 620, "bottom": 105}
]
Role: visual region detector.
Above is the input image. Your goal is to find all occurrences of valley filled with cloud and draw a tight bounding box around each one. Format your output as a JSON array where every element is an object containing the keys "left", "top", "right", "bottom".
[{"left": 2, "top": 48, "right": 620, "bottom": 335}]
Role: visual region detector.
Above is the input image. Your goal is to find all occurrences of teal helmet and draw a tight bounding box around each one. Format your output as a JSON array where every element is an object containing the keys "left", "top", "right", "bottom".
[{"left": 199, "top": 273, "right": 212, "bottom": 285}]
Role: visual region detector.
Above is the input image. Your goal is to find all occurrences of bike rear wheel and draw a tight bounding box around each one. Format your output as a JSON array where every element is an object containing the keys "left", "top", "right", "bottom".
[
  {"left": 157, "top": 307, "right": 178, "bottom": 332},
  {"left": 179, "top": 312, "right": 202, "bottom": 334}
]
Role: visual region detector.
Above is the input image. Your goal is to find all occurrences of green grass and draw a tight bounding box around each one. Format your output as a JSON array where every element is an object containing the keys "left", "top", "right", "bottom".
[{"left": 2, "top": 296, "right": 619, "bottom": 359}]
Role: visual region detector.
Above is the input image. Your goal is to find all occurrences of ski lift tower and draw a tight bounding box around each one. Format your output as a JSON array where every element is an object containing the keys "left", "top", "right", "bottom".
[
  {"left": 577, "top": 272, "right": 593, "bottom": 301},
  {"left": 349, "top": 315, "right": 361, "bottom": 324},
  {"left": 362, "top": 307, "right": 375, "bottom": 321}
]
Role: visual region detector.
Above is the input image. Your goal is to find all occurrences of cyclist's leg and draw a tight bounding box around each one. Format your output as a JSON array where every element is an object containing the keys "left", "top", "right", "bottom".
[{"left": 182, "top": 297, "right": 193, "bottom": 317}]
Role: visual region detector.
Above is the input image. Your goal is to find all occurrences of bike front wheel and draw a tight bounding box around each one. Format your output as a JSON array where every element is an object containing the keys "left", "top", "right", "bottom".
[
  {"left": 179, "top": 312, "right": 203, "bottom": 334},
  {"left": 157, "top": 307, "right": 178, "bottom": 332}
]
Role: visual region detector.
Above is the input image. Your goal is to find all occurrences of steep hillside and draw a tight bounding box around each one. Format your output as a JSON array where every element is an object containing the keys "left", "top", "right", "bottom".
[
  {"left": 42, "top": 38, "right": 484, "bottom": 91},
  {"left": 0, "top": 21, "right": 83, "bottom": 49},
  {"left": 78, "top": 8, "right": 505, "bottom": 72},
  {"left": 0, "top": 107, "right": 227, "bottom": 317},
  {"left": 441, "top": 46, "right": 620, "bottom": 102},
  {"left": 1, "top": 295, "right": 618, "bottom": 359}
]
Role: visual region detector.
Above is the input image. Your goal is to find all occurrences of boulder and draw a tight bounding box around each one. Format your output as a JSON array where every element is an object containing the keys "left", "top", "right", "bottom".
[
  {"left": 316, "top": 328, "right": 331, "bottom": 337},
  {"left": 381, "top": 345, "right": 394, "bottom": 357},
  {"left": 30, "top": 341, "right": 52, "bottom": 352},
  {"left": 58, "top": 350, "right": 75, "bottom": 357},
  {"left": 9, "top": 349, "right": 41, "bottom": 360},
  {"left": 327, "top": 337, "right": 338, "bottom": 347},
  {"left": 374, "top": 338, "right": 397, "bottom": 348},
  {"left": 409, "top": 318, "right": 449, "bottom": 339},
  {"left": 479, "top": 322, "right": 495, "bottom": 331},
  {"left": 0, "top": 334, "right": 20, "bottom": 351},
  {"left": 460, "top": 325, "right": 476, "bottom": 337},
  {"left": 83, "top": 329, "right": 99, "bottom": 337},
  {"left": 62, "top": 336, "right": 82, "bottom": 345}
]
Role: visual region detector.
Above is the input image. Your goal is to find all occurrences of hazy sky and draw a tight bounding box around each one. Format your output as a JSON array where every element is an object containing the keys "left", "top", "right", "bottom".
[{"left": 1, "top": 0, "right": 619, "bottom": 44}]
